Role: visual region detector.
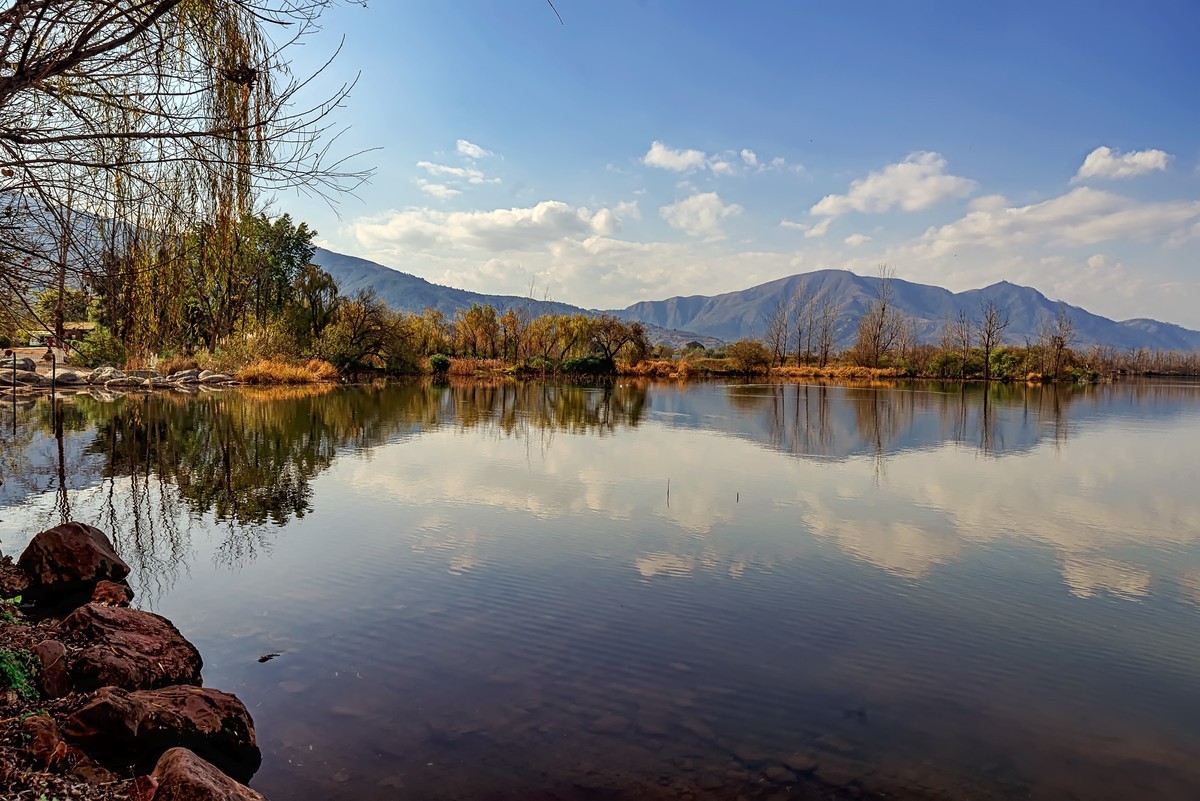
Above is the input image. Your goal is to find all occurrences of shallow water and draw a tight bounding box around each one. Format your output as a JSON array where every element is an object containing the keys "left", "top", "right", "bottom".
[{"left": 3, "top": 379, "right": 1200, "bottom": 800}]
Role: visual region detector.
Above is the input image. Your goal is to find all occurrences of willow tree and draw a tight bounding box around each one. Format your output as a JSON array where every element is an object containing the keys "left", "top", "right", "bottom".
[{"left": 0, "top": 0, "right": 368, "bottom": 350}]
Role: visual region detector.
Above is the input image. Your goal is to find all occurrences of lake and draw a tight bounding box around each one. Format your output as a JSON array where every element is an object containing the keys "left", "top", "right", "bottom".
[{"left": 3, "top": 379, "right": 1200, "bottom": 800}]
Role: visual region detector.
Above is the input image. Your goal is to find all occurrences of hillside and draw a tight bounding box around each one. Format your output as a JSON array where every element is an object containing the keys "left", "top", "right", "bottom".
[{"left": 314, "top": 249, "right": 1200, "bottom": 352}]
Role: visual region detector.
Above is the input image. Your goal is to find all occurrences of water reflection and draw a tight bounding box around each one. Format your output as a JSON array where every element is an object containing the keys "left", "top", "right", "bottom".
[{"left": 3, "top": 379, "right": 1200, "bottom": 800}]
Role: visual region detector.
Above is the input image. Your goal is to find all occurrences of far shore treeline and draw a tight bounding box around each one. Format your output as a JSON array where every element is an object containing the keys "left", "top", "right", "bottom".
[{"left": 4, "top": 219, "right": 1199, "bottom": 384}]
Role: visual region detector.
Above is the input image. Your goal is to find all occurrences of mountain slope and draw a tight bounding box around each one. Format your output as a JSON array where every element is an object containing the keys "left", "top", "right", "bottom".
[{"left": 314, "top": 249, "right": 1200, "bottom": 352}]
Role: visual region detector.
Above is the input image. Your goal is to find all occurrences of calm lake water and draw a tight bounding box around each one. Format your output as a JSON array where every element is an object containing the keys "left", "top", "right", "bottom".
[{"left": 3, "top": 380, "right": 1200, "bottom": 800}]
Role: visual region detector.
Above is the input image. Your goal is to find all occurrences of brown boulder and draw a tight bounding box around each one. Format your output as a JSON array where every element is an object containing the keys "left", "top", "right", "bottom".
[
  {"left": 17, "top": 522, "right": 130, "bottom": 599},
  {"left": 151, "top": 748, "right": 267, "bottom": 801},
  {"left": 58, "top": 603, "right": 202, "bottom": 691},
  {"left": 33, "top": 639, "right": 71, "bottom": 698},
  {"left": 92, "top": 579, "right": 133, "bottom": 606},
  {"left": 21, "top": 714, "right": 116, "bottom": 783},
  {"left": 65, "top": 685, "right": 261, "bottom": 782}
]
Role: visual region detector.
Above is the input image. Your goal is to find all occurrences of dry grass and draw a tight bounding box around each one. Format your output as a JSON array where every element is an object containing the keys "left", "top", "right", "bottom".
[
  {"left": 447, "top": 357, "right": 508, "bottom": 376},
  {"left": 236, "top": 358, "right": 340, "bottom": 385},
  {"left": 157, "top": 355, "right": 201, "bottom": 376},
  {"left": 770, "top": 364, "right": 899, "bottom": 380}
]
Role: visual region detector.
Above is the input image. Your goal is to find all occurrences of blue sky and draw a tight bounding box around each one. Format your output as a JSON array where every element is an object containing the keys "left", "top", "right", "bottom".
[{"left": 282, "top": 0, "right": 1200, "bottom": 326}]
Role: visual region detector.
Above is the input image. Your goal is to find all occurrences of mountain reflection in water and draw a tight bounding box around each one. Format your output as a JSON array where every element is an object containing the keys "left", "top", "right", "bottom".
[{"left": 2, "top": 379, "right": 1200, "bottom": 801}]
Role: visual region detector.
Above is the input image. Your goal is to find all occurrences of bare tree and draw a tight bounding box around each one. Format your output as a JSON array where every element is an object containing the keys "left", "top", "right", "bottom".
[
  {"left": 1039, "top": 305, "right": 1076, "bottom": 379},
  {"left": 763, "top": 295, "right": 791, "bottom": 367},
  {"left": 815, "top": 294, "right": 842, "bottom": 367},
  {"left": 853, "top": 265, "right": 904, "bottom": 367},
  {"left": 0, "top": 1, "right": 370, "bottom": 326},
  {"left": 977, "top": 300, "right": 1010, "bottom": 382},
  {"left": 792, "top": 288, "right": 817, "bottom": 366},
  {"left": 952, "top": 308, "right": 974, "bottom": 379}
]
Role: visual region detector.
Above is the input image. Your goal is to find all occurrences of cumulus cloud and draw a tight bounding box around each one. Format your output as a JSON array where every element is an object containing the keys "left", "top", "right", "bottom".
[
  {"left": 415, "top": 179, "right": 461, "bottom": 200},
  {"left": 349, "top": 201, "right": 620, "bottom": 254},
  {"left": 844, "top": 233, "right": 872, "bottom": 247},
  {"left": 416, "top": 161, "right": 498, "bottom": 185},
  {"left": 643, "top": 141, "right": 798, "bottom": 176},
  {"left": 643, "top": 141, "right": 708, "bottom": 172},
  {"left": 1073, "top": 146, "right": 1170, "bottom": 182},
  {"left": 614, "top": 200, "right": 641, "bottom": 221},
  {"left": 810, "top": 152, "right": 977, "bottom": 218},
  {"left": 918, "top": 187, "right": 1200, "bottom": 255},
  {"left": 456, "top": 139, "right": 494, "bottom": 159},
  {"left": 660, "top": 192, "right": 742, "bottom": 240},
  {"left": 779, "top": 217, "right": 831, "bottom": 238}
]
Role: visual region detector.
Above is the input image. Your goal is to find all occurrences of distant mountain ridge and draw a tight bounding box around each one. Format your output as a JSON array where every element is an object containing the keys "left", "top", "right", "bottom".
[{"left": 313, "top": 248, "right": 1200, "bottom": 352}]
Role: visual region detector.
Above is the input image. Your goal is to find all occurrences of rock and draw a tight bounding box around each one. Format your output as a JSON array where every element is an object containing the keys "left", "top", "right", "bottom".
[
  {"left": 58, "top": 603, "right": 202, "bottom": 691},
  {"left": 21, "top": 714, "right": 114, "bottom": 782},
  {"left": 106, "top": 376, "right": 147, "bottom": 388},
  {"left": 91, "top": 579, "right": 133, "bottom": 606},
  {"left": 782, "top": 752, "right": 818, "bottom": 773},
  {"left": 33, "top": 639, "right": 71, "bottom": 698},
  {"left": 0, "top": 553, "right": 30, "bottom": 596},
  {"left": 65, "top": 686, "right": 261, "bottom": 782},
  {"left": 151, "top": 748, "right": 266, "bottom": 801},
  {"left": 51, "top": 369, "right": 83, "bottom": 384},
  {"left": 87, "top": 366, "right": 124, "bottom": 383},
  {"left": 763, "top": 765, "right": 796, "bottom": 785},
  {"left": 199, "top": 373, "right": 233, "bottom": 384},
  {"left": 171, "top": 369, "right": 201, "bottom": 382},
  {"left": 587, "top": 715, "right": 630, "bottom": 735},
  {"left": 17, "top": 521, "right": 130, "bottom": 599},
  {"left": 23, "top": 714, "right": 66, "bottom": 767},
  {"left": 13, "top": 356, "right": 37, "bottom": 371},
  {"left": 13, "top": 368, "right": 47, "bottom": 385}
]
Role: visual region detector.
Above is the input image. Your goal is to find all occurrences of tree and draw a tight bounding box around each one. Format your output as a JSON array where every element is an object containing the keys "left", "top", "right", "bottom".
[
  {"left": 0, "top": 1, "right": 369, "bottom": 331},
  {"left": 763, "top": 296, "right": 791, "bottom": 367},
  {"left": 1039, "top": 305, "right": 1076, "bottom": 379},
  {"left": 815, "top": 295, "right": 842, "bottom": 367},
  {"left": 725, "top": 339, "right": 772, "bottom": 374},
  {"left": 852, "top": 266, "right": 904, "bottom": 367},
  {"left": 977, "top": 300, "right": 1010, "bottom": 382}
]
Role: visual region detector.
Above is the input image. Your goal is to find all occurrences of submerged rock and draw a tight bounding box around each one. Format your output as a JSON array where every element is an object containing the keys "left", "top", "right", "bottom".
[
  {"left": 58, "top": 603, "right": 203, "bottom": 691},
  {"left": 17, "top": 521, "right": 130, "bottom": 599},
  {"left": 65, "top": 686, "right": 261, "bottom": 782},
  {"left": 151, "top": 747, "right": 267, "bottom": 801}
]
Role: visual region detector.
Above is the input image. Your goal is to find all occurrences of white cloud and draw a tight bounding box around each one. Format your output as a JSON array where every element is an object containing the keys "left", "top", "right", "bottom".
[
  {"left": 844, "top": 233, "right": 872, "bottom": 247},
  {"left": 779, "top": 217, "right": 831, "bottom": 238},
  {"left": 741, "top": 149, "right": 758, "bottom": 167},
  {"left": 660, "top": 192, "right": 742, "bottom": 240},
  {"left": 810, "top": 151, "right": 977, "bottom": 218},
  {"left": 643, "top": 141, "right": 708, "bottom": 172},
  {"left": 415, "top": 179, "right": 460, "bottom": 200},
  {"left": 1073, "top": 146, "right": 1170, "bottom": 182},
  {"left": 918, "top": 187, "right": 1200, "bottom": 255},
  {"left": 614, "top": 200, "right": 641, "bottom": 221},
  {"left": 349, "top": 201, "right": 620, "bottom": 253},
  {"left": 709, "top": 160, "right": 736, "bottom": 176},
  {"left": 416, "top": 161, "right": 498, "bottom": 185},
  {"left": 456, "top": 139, "right": 494, "bottom": 159}
]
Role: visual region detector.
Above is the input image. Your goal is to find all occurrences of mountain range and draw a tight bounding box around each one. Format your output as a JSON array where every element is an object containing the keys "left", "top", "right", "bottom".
[{"left": 313, "top": 248, "right": 1200, "bottom": 352}]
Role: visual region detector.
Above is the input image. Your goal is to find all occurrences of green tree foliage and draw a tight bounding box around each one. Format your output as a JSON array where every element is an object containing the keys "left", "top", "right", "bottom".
[{"left": 725, "top": 339, "right": 773, "bottom": 374}]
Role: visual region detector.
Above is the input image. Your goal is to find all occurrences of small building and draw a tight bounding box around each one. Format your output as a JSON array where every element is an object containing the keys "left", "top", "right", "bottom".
[{"left": 27, "top": 322, "right": 97, "bottom": 348}]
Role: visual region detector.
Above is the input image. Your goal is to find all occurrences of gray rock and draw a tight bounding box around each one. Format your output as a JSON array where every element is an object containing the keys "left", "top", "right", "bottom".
[
  {"left": 52, "top": 369, "right": 83, "bottom": 384},
  {"left": 170, "top": 369, "right": 201, "bottom": 381},
  {"left": 199, "top": 373, "right": 233, "bottom": 384},
  {"left": 12, "top": 369, "right": 47, "bottom": 385},
  {"left": 88, "top": 366, "right": 124, "bottom": 383}
]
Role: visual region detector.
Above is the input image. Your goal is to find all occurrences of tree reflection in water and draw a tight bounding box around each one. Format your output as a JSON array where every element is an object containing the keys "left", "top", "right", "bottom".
[{"left": 0, "top": 382, "right": 650, "bottom": 598}]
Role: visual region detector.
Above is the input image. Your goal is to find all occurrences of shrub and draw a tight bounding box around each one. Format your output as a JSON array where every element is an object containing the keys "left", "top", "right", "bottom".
[
  {"left": 0, "top": 648, "right": 38, "bottom": 700},
  {"left": 236, "top": 358, "right": 340, "bottom": 384},
  {"left": 561, "top": 356, "right": 613, "bottom": 375},
  {"left": 429, "top": 353, "right": 451, "bottom": 374},
  {"left": 73, "top": 325, "right": 125, "bottom": 367},
  {"left": 724, "top": 339, "right": 772, "bottom": 374}
]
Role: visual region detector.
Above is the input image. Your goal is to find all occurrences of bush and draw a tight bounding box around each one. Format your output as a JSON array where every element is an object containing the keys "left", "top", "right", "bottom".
[
  {"left": 236, "top": 358, "right": 340, "bottom": 384},
  {"left": 724, "top": 339, "right": 772, "bottom": 374},
  {"left": 72, "top": 325, "right": 125, "bottom": 367},
  {"left": 0, "top": 648, "right": 38, "bottom": 700},
  {"left": 429, "top": 353, "right": 451, "bottom": 374},
  {"left": 561, "top": 356, "right": 613, "bottom": 375}
]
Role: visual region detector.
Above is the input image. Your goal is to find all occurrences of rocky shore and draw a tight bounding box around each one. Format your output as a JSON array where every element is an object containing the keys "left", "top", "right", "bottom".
[
  {"left": 1, "top": 522, "right": 265, "bottom": 800},
  {"left": 1, "top": 362, "right": 239, "bottom": 393}
]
